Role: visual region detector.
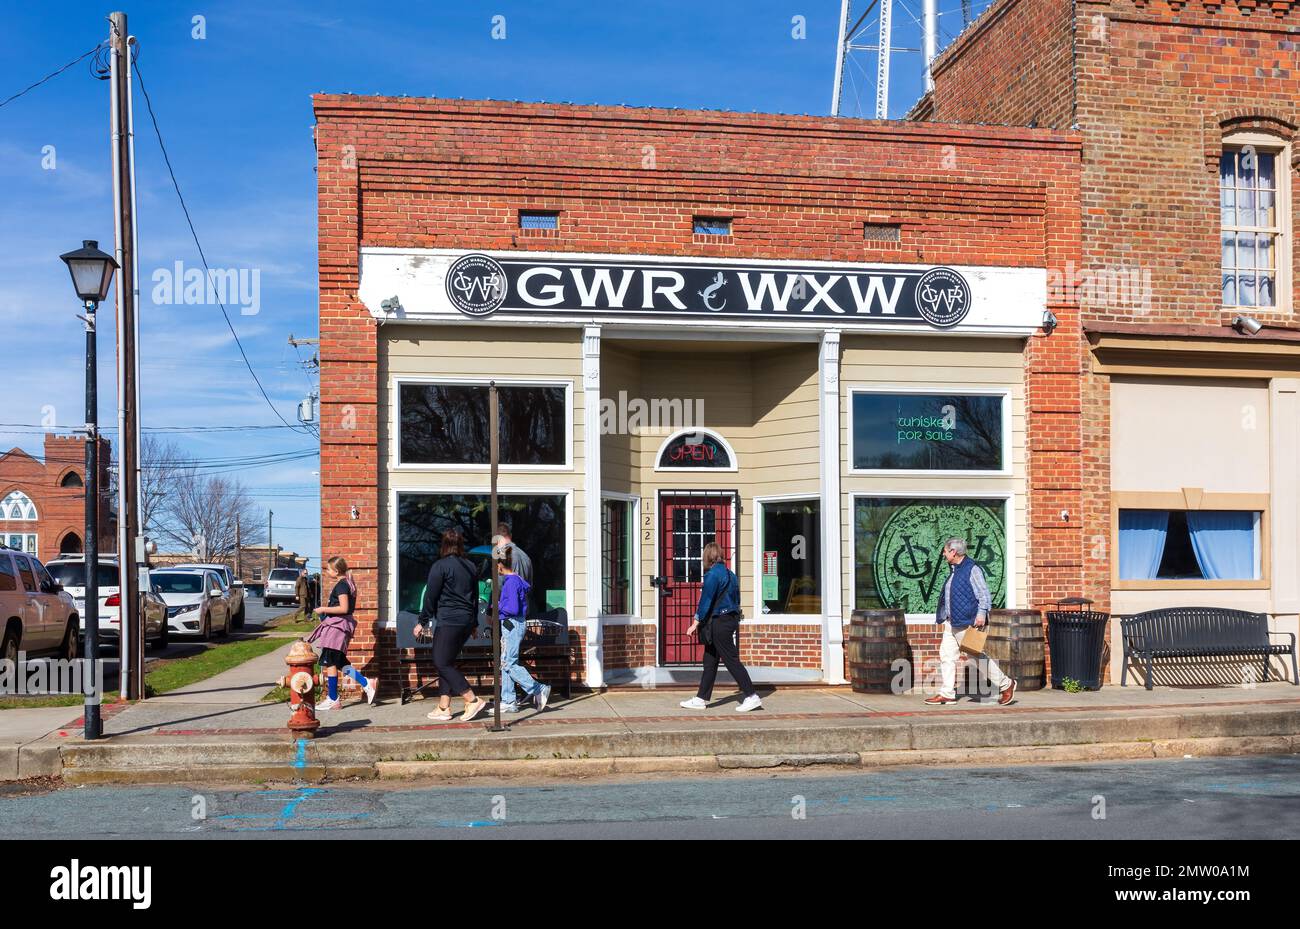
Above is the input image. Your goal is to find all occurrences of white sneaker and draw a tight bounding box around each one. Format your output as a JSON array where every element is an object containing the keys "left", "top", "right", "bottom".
[
  {"left": 364, "top": 677, "right": 379, "bottom": 706},
  {"left": 735, "top": 694, "right": 763, "bottom": 713},
  {"left": 535, "top": 683, "right": 552, "bottom": 712},
  {"left": 315, "top": 698, "right": 340, "bottom": 713},
  {"left": 679, "top": 697, "right": 708, "bottom": 709}
]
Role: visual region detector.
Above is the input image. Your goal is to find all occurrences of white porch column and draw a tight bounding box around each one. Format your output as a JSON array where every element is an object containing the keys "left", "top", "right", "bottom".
[
  {"left": 583, "top": 326, "right": 605, "bottom": 687},
  {"left": 819, "top": 330, "right": 846, "bottom": 684},
  {"left": 1270, "top": 379, "right": 1299, "bottom": 680}
]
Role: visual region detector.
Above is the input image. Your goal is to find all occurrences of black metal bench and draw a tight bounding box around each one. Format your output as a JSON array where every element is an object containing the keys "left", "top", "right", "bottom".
[
  {"left": 396, "top": 608, "right": 576, "bottom": 705},
  {"left": 1119, "top": 607, "right": 1297, "bottom": 690}
]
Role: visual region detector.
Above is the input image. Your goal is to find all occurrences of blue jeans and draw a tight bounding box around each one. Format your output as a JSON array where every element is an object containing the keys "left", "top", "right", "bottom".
[{"left": 500, "top": 617, "right": 540, "bottom": 705}]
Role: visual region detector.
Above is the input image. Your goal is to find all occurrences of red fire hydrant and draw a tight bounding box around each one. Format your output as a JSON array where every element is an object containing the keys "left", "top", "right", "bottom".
[{"left": 279, "top": 639, "right": 321, "bottom": 738}]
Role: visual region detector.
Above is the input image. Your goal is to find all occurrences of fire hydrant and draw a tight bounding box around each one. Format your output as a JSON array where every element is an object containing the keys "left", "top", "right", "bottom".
[{"left": 278, "top": 639, "right": 321, "bottom": 738}]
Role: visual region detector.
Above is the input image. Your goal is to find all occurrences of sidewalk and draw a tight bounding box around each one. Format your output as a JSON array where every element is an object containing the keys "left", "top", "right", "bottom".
[{"left": 11, "top": 678, "right": 1299, "bottom": 783}]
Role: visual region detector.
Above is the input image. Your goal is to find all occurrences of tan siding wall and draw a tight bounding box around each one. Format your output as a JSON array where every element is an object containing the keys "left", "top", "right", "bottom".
[
  {"left": 838, "top": 336, "right": 1028, "bottom": 618},
  {"left": 379, "top": 325, "right": 586, "bottom": 623}
]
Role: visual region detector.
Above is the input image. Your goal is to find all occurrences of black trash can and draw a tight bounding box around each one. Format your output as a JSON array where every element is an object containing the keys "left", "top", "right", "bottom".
[{"left": 1046, "top": 598, "right": 1108, "bottom": 690}]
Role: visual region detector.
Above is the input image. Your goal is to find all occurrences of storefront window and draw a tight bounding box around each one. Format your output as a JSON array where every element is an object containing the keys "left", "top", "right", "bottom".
[
  {"left": 399, "top": 382, "right": 567, "bottom": 466},
  {"left": 601, "top": 498, "right": 635, "bottom": 615},
  {"left": 396, "top": 492, "right": 567, "bottom": 619},
  {"left": 1118, "top": 509, "right": 1261, "bottom": 581},
  {"left": 759, "top": 499, "right": 821, "bottom": 615},
  {"left": 854, "top": 497, "right": 1008, "bottom": 613},
  {"left": 851, "top": 391, "right": 1004, "bottom": 471}
]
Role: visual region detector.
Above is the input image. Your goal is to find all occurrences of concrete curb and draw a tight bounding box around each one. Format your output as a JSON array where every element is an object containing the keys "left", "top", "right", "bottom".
[{"left": 41, "top": 705, "right": 1300, "bottom": 784}]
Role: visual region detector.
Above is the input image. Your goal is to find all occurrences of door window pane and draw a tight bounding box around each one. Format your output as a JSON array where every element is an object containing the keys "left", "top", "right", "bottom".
[
  {"left": 759, "top": 499, "right": 821, "bottom": 614},
  {"left": 600, "top": 499, "right": 634, "bottom": 615},
  {"left": 399, "top": 383, "right": 567, "bottom": 465},
  {"left": 852, "top": 392, "right": 1004, "bottom": 471},
  {"left": 854, "top": 498, "right": 1008, "bottom": 613}
]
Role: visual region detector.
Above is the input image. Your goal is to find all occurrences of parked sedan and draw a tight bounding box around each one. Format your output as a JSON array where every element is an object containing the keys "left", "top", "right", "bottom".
[{"left": 151, "top": 569, "right": 232, "bottom": 640}]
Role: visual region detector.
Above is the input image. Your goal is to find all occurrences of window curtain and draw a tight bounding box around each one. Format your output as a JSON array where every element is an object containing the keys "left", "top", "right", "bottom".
[
  {"left": 1186, "top": 511, "right": 1257, "bottom": 580},
  {"left": 1118, "top": 510, "right": 1169, "bottom": 580}
]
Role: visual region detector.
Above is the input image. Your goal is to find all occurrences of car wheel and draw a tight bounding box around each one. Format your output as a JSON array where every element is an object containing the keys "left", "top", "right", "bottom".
[
  {"left": 156, "top": 621, "right": 169, "bottom": 651},
  {"left": 59, "top": 620, "right": 78, "bottom": 662},
  {"left": 1, "top": 623, "right": 20, "bottom": 665},
  {"left": 233, "top": 604, "right": 245, "bottom": 630},
  {"left": 216, "top": 611, "right": 229, "bottom": 638},
  {"left": 200, "top": 612, "right": 212, "bottom": 641}
]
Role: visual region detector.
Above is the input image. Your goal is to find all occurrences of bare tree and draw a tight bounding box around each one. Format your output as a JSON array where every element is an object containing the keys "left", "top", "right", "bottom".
[
  {"left": 157, "top": 469, "right": 265, "bottom": 562},
  {"left": 139, "top": 434, "right": 188, "bottom": 542}
]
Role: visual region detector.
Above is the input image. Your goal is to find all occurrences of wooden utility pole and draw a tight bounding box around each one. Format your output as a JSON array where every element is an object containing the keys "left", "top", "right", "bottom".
[
  {"left": 267, "top": 510, "right": 274, "bottom": 578},
  {"left": 110, "top": 10, "right": 144, "bottom": 701},
  {"left": 234, "top": 516, "right": 242, "bottom": 582}
]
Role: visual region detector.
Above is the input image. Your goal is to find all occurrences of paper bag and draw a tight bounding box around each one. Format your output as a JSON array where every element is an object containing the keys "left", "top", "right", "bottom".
[{"left": 959, "top": 625, "right": 989, "bottom": 657}]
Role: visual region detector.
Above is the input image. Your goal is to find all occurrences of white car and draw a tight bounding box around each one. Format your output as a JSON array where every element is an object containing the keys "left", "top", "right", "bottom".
[
  {"left": 174, "top": 562, "right": 246, "bottom": 629},
  {"left": 263, "top": 567, "right": 300, "bottom": 608},
  {"left": 46, "top": 556, "right": 169, "bottom": 651},
  {"left": 151, "top": 569, "right": 233, "bottom": 640}
]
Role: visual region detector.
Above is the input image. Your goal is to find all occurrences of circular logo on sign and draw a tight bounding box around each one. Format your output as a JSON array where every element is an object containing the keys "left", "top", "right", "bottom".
[
  {"left": 914, "top": 267, "right": 971, "bottom": 329},
  {"left": 871, "top": 501, "right": 1005, "bottom": 613},
  {"left": 445, "top": 253, "right": 508, "bottom": 318}
]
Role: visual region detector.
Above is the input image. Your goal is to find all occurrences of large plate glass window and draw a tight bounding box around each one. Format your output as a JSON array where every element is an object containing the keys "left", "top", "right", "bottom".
[
  {"left": 854, "top": 497, "right": 1008, "bottom": 613},
  {"left": 396, "top": 493, "right": 567, "bottom": 620},
  {"left": 600, "top": 498, "right": 635, "bottom": 615},
  {"left": 1118, "top": 509, "right": 1262, "bottom": 581},
  {"left": 399, "top": 382, "right": 567, "bottom": 466},
  {"left": 851, "top": 391, "right": 1005, "bottom": 472},
  {"left": 758, "top": 499, "right": 821, "bottom": 615}
]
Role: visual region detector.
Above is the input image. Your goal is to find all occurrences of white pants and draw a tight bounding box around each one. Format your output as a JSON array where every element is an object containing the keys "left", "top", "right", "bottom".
[{"left": 939, "top": 621, "right": 1011, "bottom": 700}]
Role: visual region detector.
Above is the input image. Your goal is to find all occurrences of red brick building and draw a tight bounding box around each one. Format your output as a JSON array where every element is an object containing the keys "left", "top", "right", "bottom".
[
  {"left": 314, "top": 95, "right": 1083, "bottom": 689},
  {"left": 916, "top": 0, "right": 1300, "bottom": 683},
  {"left": 0, "top": 434, "right": 114, "bottom": 564}
]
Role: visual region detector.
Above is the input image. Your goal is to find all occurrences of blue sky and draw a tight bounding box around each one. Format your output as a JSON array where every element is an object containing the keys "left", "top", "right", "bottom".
[{"left": 1, "top": 0, "right": 988, "bottom": 566}]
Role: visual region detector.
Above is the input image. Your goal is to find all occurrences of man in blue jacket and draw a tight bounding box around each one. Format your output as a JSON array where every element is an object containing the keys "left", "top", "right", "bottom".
[{"left": 924, "top": 537, "right": 1017, "bottom": 706}]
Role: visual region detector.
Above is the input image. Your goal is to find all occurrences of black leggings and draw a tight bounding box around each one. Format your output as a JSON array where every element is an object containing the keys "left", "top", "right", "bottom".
[
  {"left": 697, "top": 613, "right": 755, "bottom": 700},
  {"left": 433, "top": 622, "right": 476, "bottom": 697}
]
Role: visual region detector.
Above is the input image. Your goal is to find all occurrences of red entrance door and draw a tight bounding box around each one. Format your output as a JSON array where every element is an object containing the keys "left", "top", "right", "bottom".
[{"left": 656, "top": 493, "right": 737, "bottom": 665}]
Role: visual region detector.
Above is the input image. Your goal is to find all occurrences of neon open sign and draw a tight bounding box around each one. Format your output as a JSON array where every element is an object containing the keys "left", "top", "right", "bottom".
[{"left": 658, "top": 433, "right": 731, "bottom": 469}]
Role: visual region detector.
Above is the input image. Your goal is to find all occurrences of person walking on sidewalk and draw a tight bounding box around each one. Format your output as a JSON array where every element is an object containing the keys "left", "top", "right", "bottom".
[
  {"left": 680, "top": 541, "right": 762, "bottom": 713},
  {"left": 482, "top": 521, "right": 533, "bottom": 583},
  {"left": 296, "top": 569, "right": 312, "bottom": 618},
  {"left": 924, "top": 537, "right": 1017, "bottom": 706},
  {"left": 308, "top": 557, "right": 379, "bottom": 711},
  {"left": 494, "top": 545, "right": 551, "bottom": 713},
  {"left": 414, "top": 528, "right": 490, "bottom": 722}
]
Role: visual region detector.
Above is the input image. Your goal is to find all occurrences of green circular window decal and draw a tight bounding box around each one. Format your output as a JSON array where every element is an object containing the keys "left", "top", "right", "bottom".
[{"left": 869, "top": 500, "right": 1006, "bottom": 613}]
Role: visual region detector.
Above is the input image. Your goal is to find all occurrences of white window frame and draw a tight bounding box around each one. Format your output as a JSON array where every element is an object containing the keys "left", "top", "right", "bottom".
[
  {"left": 392, "top": 376, "right": 575, "bottom": 472},
  {"left": 387, "top": 485, "right": 574, "bottom": 630},
  {"left": 847, "top": 385, "right": 1012, "bottom": 477},
  {"left": 752, "top": 493, "right": 823, "bottom": 626},
  {"left": 599, "top": 491, "right": 640, "bottom": 620},
  {"left": 652, "top": 427, "right": 739, "bottom": 473},
  {"left": 1221, "top": 131, "right": 1291, "bottom": 313},
  {"left": 1, "top": 490, "right": 38, "bottom": 521},
  {"left": 850, "top": 489, "right": 1017, "bottom": 625}
]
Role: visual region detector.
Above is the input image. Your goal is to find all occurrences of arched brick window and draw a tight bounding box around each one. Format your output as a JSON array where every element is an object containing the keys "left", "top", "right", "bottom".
[
  {"left": 60, "top": 471, "right": 83, "bottom": 488},
  {"left": 1219, "top": 127, "right": 1293, "bottom": 313}
]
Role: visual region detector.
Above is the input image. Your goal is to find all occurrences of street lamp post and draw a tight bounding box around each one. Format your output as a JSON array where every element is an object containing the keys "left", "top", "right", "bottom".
[{"left": 60, "top": 240, "right": 118, "bottom": 741}]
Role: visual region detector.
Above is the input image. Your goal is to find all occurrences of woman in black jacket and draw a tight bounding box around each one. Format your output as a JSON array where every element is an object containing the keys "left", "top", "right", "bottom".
[{"left": 413, "top": 528, "right": 490, "bottom": 722}]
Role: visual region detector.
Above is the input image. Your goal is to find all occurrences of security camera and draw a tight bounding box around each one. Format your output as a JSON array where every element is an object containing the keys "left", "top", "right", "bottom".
[{"left": 1233, "top": 315, "right": 1263, "bottom": 336}]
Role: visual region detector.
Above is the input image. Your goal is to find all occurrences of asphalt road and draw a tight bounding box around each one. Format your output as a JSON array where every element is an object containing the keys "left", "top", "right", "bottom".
[{"left": 1, "top": 754, "right": 1296, "bottom": 839}]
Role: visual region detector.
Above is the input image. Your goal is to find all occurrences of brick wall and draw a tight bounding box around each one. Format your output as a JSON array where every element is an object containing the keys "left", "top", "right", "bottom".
[
  {"left": 0, "top": 434, "right": 113, "bottom": 564},
  {"left": 315, "top": 96, "right": 1082, "bottom": 689}
]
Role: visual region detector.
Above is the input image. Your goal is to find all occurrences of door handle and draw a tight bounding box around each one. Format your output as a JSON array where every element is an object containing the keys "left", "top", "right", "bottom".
[{"left": 650, "top": 575, "right": 671, "bottom": 597}]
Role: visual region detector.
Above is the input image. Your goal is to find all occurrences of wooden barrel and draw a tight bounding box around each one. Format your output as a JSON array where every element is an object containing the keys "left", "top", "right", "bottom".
[
  {"left": 985, "top": 609, "right": 1046, "bottom": 691},
  {"left": 847, "top": 609, "right": 910, "bottom": 694}
]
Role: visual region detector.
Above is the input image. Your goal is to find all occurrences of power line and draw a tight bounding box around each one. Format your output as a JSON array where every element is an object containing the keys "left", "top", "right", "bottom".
[
  {"left": 0, "top": 41, "right": 105, "bottom": 110},
  {"left": 130, "top": 56, "right": 315, "bottom": 439}
]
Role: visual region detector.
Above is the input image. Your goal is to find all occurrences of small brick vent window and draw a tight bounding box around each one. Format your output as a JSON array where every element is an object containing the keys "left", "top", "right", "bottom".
[
  {"left": 864, "top": 223, "right": 901, "bottom": 243},
  {"left": 693, "top": 216, "right": 732, "bottom": 236},
  {"left": 519, "top": 211, "right": 559, "bottom": 232}
]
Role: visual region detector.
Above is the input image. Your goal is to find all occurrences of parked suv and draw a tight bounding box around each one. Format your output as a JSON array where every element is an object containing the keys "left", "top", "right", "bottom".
[
  {"left": 0, "top": 545, "right": 80, "bottom": 663},
  {"left": 46, "top": 556, "right": 169, "bottom": 652},
  {"left": 264, "top": 567, "right": 300, "bottom": 608},
  {"left": 174, "top": 562, "right": 246, "bottom": 629}
]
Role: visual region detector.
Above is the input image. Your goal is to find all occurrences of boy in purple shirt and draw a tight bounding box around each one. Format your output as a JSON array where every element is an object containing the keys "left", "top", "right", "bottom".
[{"left": 496, "top": 545, "right": 551, "bottom": 713}]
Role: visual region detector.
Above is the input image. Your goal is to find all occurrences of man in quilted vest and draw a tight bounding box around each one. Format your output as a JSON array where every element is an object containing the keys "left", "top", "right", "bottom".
[{"left": 924, "top": 537, "right": 1017, "bottom": 706}]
